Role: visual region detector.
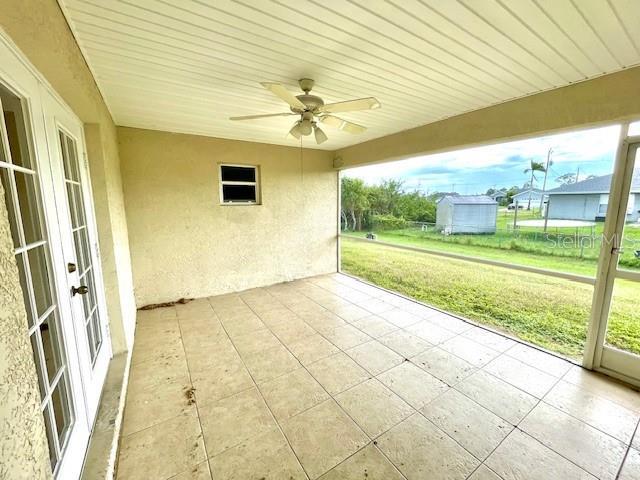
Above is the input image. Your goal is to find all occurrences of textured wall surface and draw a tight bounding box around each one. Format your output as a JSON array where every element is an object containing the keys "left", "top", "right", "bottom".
[
  {"left": 1, "top": 0, "right": 136, "bottom": 352},
  {"left": 119, "top": 127, "right": 338, "bottom": 306},
  {"left": 0, "top": 182, "right": 51, "bottom": 480}
]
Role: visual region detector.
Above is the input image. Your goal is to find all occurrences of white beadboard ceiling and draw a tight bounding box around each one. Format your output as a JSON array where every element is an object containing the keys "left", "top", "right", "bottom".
[{"left": 60, "top": 0, "right": 640, "bottom": 150}]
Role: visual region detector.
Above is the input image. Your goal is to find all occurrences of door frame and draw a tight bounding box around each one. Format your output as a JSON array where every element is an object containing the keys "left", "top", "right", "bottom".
[
  {"left": 0, "top": 28, "right": 112, "bottom": 477},
  {"left": 584, "top": 124, "right": 640, "bottom": 386}
]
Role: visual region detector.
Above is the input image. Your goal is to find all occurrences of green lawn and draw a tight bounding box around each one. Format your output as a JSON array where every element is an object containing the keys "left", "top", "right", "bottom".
[
  {"left": 341, "top": 237, "right": 640, "bottom": 359},
  {"left": 343, "top": 209, "right": 640, "bottom": 276}
]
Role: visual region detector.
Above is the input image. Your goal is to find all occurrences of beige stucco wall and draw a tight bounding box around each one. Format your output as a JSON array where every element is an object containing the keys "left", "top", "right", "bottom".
[
  {"left": 337, "top": 66, "right": 640, "bottom": 167},
  {"left": 0, "top": 182, "right": 51, "bottom": 479},
  {"left": 118, "top": 127, "right": 338, "bottom": 306},
  {"left": 1, "top": 0, "right": 136, "bottom": 353}
]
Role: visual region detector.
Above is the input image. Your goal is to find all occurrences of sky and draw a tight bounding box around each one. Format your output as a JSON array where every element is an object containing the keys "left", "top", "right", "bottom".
[{"left": 343, "top": 124, "right": 627, "bottom": 196}]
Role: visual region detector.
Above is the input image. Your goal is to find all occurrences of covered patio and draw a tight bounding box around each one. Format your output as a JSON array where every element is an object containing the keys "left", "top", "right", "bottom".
[
  {"left": 118, "top": 274, "right": 639, "bottom": 479},
  {"left": 2, "top": 1, "right": 640, "bottom": 480}
]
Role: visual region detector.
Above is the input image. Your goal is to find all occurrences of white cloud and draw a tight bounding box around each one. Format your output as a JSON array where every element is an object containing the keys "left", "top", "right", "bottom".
[{"left": 344, "top": 124, "right": 621, "bottom": 188}]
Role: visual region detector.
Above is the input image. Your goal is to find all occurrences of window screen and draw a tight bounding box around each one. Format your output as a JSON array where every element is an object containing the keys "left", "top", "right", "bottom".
[{"left": 219, "top": 164, "right": 259, "bottom": 204}]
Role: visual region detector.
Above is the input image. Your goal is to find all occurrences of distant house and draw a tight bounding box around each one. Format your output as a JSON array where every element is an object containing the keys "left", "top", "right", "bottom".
[
  {"left": 436, "top": 195, "right": 498, "bottom": 234},
  {"left": 545, "top": 170, "right": 640, "bottom": 222},
  {"left": 511, "top": 188, "right": 547, "bottom": 209},
  {"left": 490, "top": 189, "right": 508, "bottom": 203}
]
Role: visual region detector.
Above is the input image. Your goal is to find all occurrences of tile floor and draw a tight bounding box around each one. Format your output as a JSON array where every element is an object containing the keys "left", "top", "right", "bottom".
[{"left": 116, "top": 274, "right": 640, "bottom": 480}]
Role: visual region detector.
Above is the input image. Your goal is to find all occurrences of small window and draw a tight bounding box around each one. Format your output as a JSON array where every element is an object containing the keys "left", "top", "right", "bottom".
[{"left": 219, "top": 164, "right": 259, "bottom": 204}]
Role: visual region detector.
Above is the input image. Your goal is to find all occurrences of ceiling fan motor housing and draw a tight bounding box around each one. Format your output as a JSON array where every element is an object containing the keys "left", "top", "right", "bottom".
[{"left": 291, "top": 94, "right": 324, "bottom": 113}]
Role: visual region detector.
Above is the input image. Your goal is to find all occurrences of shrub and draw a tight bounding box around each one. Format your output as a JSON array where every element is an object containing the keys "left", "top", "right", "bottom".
[{"left": 371, "top": 214, "right": 409, "bottom": 231}]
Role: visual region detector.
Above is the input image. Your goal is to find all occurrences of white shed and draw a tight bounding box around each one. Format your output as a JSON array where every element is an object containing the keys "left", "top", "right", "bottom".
[{"left": 436, "top": 195, "right": 498, "bottom": 234}]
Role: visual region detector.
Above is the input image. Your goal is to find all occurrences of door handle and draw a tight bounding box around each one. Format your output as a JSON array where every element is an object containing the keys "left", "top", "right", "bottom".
[{"left": 72, "top": 285, "right": 88, "bottom": 296}]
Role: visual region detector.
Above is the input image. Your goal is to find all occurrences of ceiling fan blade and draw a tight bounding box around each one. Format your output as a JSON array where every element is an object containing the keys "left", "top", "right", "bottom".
[
  {"left": 229, "top": 112, "right": 296, "bottom": 121},
  {"left": 320, "top": 115, "right": 367, "bottom": 134},
  {"left": 260, "top": 82, "right": 307, "bottom": 110},
  {"left": 318, "top": 97, "right": 380, "bottom": 113}
]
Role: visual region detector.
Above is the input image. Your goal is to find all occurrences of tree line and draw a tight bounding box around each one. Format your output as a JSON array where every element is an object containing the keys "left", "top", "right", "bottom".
[{"left": 341, "top": 177, "right": 438, "bottom": 231}]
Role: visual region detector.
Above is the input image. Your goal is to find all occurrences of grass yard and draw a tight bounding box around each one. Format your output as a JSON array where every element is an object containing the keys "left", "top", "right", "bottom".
[
  {"left": 341, "top": 237, "right": 640, "bottom": 359},
  {"left": 345, "top": 209, "right": 640, "bottom": 276}
]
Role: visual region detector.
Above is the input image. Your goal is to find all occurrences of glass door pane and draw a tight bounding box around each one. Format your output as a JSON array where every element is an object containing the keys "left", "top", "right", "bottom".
[
  {"left": 0, "top": 84, "right": 75, "bottom": 475},
  {"left": 58, "top": 130, "right": 103, "bottom": 363}
]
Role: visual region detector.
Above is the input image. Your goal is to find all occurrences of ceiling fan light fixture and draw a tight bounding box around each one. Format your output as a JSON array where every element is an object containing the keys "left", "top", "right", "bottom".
[
  {"left": 289, "top": 122, "right": 302, "bottom": 139},
  {"left": 299, "top": 118, "right": 313, "bottom": 136},
  {"left": 313, "top": 124, "right": 328, "bottom": 144}
]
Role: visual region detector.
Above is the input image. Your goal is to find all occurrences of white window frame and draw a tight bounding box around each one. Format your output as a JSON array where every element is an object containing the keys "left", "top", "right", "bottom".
[{"left": 218, "top": 163, "right": 260, "bottom": 205}]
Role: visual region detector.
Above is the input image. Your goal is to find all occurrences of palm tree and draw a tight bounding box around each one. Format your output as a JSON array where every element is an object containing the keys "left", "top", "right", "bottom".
[{"left": 524, "top": 160, "right": 546, "bottom": 210}]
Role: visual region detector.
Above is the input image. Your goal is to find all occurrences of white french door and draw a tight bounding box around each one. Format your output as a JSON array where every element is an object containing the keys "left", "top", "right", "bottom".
[
  {"left": 587, "top": 126, "right": 640, "bottom": 385},
  {"left": 41, "top": 89, "right": 111, "bottom": 424},
  {"left": 0, "top": 34, "right": 110, "bottom": 478}
]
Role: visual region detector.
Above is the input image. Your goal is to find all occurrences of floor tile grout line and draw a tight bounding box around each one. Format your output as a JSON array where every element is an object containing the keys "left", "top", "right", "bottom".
[
  {"left": 193, "top": 276, "right": 633, "bottom": 479},
  {"left": 302, "top": 276, "right": 599, "bottom": 473},
  {"left": 615, "top": 417, "right": 640, "bottom": 478},
  {"left": 210, "top": 297, "right": 312, "bottom": 480},
  {"left": 174, "top": 310, "right": 216, "bottom": 480},
  {"left": 238, "top": 290, "right": 412, "bottom": 480}
]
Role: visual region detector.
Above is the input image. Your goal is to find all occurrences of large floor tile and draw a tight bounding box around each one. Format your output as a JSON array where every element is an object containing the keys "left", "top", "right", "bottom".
[
  {"left": 484, "top": 355, "right": 557, "bottom": 398},
  {"left": 169, "top": 461, "right": 212, "bottom": 480},
  {"left": 351, "top": 315, "right": 399, "bottom": 338},
  {"left": 307, "top": 352, "right": 370, "bottom": 395},
  {"left": 346, "top": 341, "right": 404, "bottom": 375},
  {"left": 199, "top": 388, "right": 277, "bottom": 457},
  {"left": 335, "top": 379, "right": 414, "bottom": 438},
  {"left": 467, "top": 465, "right": 502, "bottom": 480},
  {"left": 243, "top": 344, "right": 301, "bottom": 384},
  {"left": 190, "top": 357, "right": 254, "bottom": 407},
  {"left": 486, "top": 429, "right": 597, "bottom": 480},
  {"left": 288, "top": 333, "right": 340, "bottom": 366},
  {"left": 269, "top": 318, "right": 316, "bottom": 345},
  {"left": 357, "top": 298, "right": 396, "bottom": 315},
  {"left": 122, "top": 375, "right": 196, "bottom": 436},
  {"left": 377, "top": 362, "right": 449, "bottom": 409},
  {"left": 281, "top": 399, "right": 369, "bottom": 479},
  {"left": 424, "top": 313, "right": 473, "bottom": 335},
  {"left": 619, "top": 447, "right": 640, "bottom": 480},
  {"left": 412, "top": 347, "right": 476, "bottom": 386},
  {"left": 519, "top": 402, "right": 627, "bottom": 479},
  {"left": 455, "top": 370, "right": 538, "bottom": 424},
  {"left": 378, "top": 308, "right": 422, "bottom": 328},
  {"left": 208, "top": 428, "right": 306, "bottom": 480},
  {"left": 118, "top": 414, "right": 206, "bottom": 480},
  {"left": 440, "top": 336, "right": 501, "bottom": 367},
  {"left": 318, "top": 444, "right": 404, "bottom": 480},
  {"left": 405, "top": 320, "right": 457, "bottom": 345},
  {"left": 231, "top": 329, "right": 282, "bottom": 358},
  {"left": 260, "top": 368, "right": 329, "bottom": 420},
  {"left": 378, "top": 330, "right": 432, "bottom": 358},
  {"left": 462, "top": 327, "right": 516, "bottom": 352},
  {"left": 332, "top": 303, "right": 371, "bottom": 322},
  {"left": 563, "top": 366, "right": 640, "bottom": 413},
  {"left": 544, "top": 380, "right": 639, "bottom": 443},
  {"left": 421, "top": 389, "right": 512, "bottom": 460},
  {"left": 506, "top": 343, "right": 571, "bottom": 377},
  {"left": 322, "top": 324, "right": 372, "bottom": 350},
  {"left": 377, "top": 413, "right": 480, "bottom": 480}
]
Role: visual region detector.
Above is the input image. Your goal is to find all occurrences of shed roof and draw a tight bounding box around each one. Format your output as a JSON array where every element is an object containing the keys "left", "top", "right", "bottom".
[
  {"left": 440, "top": 195, "right": 497, "bottom": 205},
  {"left": 546, "top": 169, "right": 640, "bottom": 195}
]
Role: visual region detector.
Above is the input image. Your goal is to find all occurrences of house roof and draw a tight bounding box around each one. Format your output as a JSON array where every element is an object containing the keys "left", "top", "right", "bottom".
[
  {"left": 440, "top": 195, "right": 497, "bottom": 205},
  {"left": 512, "top": 188, "right": 545, "bottom": 199},
  {"left": 546, "top": 169, "right": 640, "bottom": 195}
]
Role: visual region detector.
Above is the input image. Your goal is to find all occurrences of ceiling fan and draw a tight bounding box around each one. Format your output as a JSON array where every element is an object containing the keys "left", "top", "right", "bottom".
[{"left": 230, "top": 78, "right": 381, "bottom": 144}]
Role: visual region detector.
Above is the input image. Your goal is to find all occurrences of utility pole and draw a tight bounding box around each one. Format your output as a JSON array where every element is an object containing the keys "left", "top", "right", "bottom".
[
  {"left": 576, "top": 167, "right": 580, "bottom": 183},
  {"left": 540, "top": 147, "right": 553, "bottom": 212}
]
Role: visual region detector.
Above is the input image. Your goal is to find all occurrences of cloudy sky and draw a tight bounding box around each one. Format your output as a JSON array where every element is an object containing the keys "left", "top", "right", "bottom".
[{"left": 343, "top": 124, "right": 627, "bottom": 195}]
